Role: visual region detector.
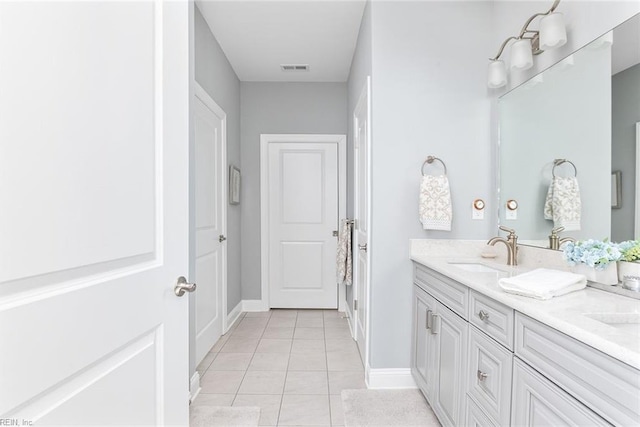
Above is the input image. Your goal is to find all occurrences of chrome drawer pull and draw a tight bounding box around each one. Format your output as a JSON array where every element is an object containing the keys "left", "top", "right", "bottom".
[
  {"left": 478, "top": 310, "right": 490, "bottom": 321},
  {"left": 431, "top": 313, "right": 441, "bottom": 335},
  {"left": 477, "top": 370, "right": 488, "bottom": 381},
  {"left": 426, "top": 309, "right": 433, "bottom": 330}
]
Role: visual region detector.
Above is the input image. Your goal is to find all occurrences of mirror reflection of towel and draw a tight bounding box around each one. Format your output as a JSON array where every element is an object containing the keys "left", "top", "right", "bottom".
[
  {"left": 419, "top": 175, "right": 452, "bottom": 231},
  {"left": 544, "top": 177, "right": 581, "bottom": 231}
]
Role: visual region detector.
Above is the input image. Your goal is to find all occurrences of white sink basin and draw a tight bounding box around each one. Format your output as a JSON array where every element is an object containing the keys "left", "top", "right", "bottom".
[
  {"left": 448, "top": 262, "right": 503, "bottom": 274},
  {"left": 584, "top": 312, "right": 640, "bottom": 335}
]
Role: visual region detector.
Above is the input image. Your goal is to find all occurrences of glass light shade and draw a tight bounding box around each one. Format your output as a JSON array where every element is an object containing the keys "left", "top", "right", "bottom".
[
  {"left": 539, "top": 12, "right": 567, "bottom": 50},
  {"left": 487, "top": 60, "right": 507, "bottom": 88},
  {"left": 510, "top": 39, "right": 533, "bottom": 70}
]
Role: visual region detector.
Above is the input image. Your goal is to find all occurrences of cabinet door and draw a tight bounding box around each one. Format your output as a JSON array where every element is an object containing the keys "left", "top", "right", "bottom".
[
  {"left": 511, "top": 359, "right": 609, "bottom": 426},
  {"left": 411, "top": 285, "right": 436, "bottom": 398},
  {"left": 431, "top": 302, "right": 468, "bottom": 427}
]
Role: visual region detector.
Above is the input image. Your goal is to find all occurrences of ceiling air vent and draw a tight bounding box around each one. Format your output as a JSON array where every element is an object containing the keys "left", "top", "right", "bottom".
[{"left": 280, "top": 64, "right": 309, "bottom": 72}]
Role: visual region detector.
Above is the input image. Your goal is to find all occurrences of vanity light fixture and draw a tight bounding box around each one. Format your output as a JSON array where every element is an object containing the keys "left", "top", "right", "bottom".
[{"left": 488, "top": 0, "right": 567, "bottom": 88}]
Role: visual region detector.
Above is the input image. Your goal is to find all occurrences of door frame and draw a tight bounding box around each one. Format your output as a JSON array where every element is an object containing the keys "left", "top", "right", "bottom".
[
  {"left": 352, "top": 77, "right": 372, "bottom": 367},
  {"left": 260, "top": 134, "right": 347, "bottom": 311},
  {"left": 192, "top": 81, "right": 228, "bottom": 336}
]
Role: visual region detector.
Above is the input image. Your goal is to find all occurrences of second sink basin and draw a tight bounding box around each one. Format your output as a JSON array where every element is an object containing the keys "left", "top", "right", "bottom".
[{"left": 449, "top": 262, "right": 503, "bottom": 274}]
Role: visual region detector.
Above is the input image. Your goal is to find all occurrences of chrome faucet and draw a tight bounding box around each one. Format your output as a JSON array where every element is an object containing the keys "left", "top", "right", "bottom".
[
  {"left": 548, "top": 226, "right": 576, "bottom": 250},
  {"left": 488, "top": 226, "right": 519, "bottom": 266}
]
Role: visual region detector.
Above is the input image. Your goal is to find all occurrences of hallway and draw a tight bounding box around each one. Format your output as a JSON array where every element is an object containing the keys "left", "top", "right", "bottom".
[{"left": 192, "top": 309, "right": 365, "bottom": 426}]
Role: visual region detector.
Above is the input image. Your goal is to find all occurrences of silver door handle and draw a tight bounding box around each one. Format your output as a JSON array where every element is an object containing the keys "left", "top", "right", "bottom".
[
  {"left": 477, "top": 370, "right": 488, "bottom": 381},
  {"left": 430, "top": 313, "right": 441, "bottom": 335},
  {"left": 174, "top": 276, "right": 197, "bottom": 297},
  {"left": 478, "top": 310, "right": 490, "bottom": 321},
  {"left": 219, "top": 235, "right": 227, "bottom": 242},
  {"left": 358, "top": 244, "right": 367, "bottom": 252},
  {"left": 426, "top": 309, "right": 433, "bottom": 330}
]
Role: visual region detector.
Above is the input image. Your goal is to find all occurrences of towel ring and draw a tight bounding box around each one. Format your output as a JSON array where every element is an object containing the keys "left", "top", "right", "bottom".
[
  {"left": 552, "top": 159, "right": 577, "bottom": 178},
  {"left": 421, "top": 156, "right": 447, "bottom": 176}
]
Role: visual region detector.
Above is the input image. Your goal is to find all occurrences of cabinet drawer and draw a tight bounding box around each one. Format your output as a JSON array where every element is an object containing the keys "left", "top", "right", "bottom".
[
  {"left": 466, "top": 396, "right": 497, "bottom": 427},
  {"left": 467, "top": 326, "right": 513, "bottom": 427},
  {"left": 414, "top": 263, "right": 468, "bottom": 319},
  {"left": 512, "top": 358, "right": 609, "bottom": 426},
  {"left": 516, "top": 313, "right": 640, "bottom": 426},
  {"left": 469, "top": 290, "right": 514, "bottom": 350}
]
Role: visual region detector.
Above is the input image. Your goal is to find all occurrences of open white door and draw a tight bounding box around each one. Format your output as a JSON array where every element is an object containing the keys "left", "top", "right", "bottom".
[
  {"left": 0, "top": 2, "right": 191, "bottom": 425},
  {"left": 354, "top": 78, "right": 371, "bottom": 367}
]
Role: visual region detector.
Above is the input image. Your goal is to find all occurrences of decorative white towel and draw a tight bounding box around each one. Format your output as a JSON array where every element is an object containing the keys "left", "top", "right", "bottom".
[
  {"left": 543, "top": 176, "right": 581, "bottom": 231},
  {"left": 419, "top": 175, "right": 452, "bottom": 231},
  {"left": 498, "top": 268, "right": 587, "bottom": 300},
  {"left": 336, "top": 219, "right": 353, "bottom": 286}
]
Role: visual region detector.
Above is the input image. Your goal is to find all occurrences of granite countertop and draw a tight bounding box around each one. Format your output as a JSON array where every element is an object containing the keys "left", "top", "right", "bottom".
[{"left": 410, "top": 240, "right": 640, "bottom": 370}]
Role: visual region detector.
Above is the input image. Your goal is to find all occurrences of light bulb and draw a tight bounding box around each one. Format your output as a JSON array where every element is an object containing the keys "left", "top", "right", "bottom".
[
  {"left": 510, "top": 39, "right": 534, "bottom": 70},
  {"left": 487, "top": 60, "right": 507, "bottom": 88},
  {"left": 540, "top": 12, "right": 567, "bottom": 50}
]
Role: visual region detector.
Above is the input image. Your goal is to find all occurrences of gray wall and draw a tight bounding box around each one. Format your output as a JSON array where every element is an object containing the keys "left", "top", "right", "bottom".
[
  {"left": 345, "top": 1, "right": 372, "bottom": 312},
  {"left": 240, "top": 82, "right": 348, "bottom": 300},
  {"left": 366, "top": 1, "right": 494, "bottom": 369},
  {"left": 191, "top": 5, "right": 241, "bottom": 378},
  {"left": 612, "top": 63, "right": 640, "bottom": 241}
]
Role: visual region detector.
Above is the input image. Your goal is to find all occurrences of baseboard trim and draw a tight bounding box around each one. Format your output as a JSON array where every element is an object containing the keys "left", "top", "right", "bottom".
[
  {"left": 189, "top": 371, "right": 201, "bottom": 404},
  {"left": 366, "top": 367, "right": 417, "bottom": 389},
  {"left": 242, "top": 299, "right": 268, "bottom": 312},
  {"left": 226, "top": 301, "right": 243, "bottom": 333}
]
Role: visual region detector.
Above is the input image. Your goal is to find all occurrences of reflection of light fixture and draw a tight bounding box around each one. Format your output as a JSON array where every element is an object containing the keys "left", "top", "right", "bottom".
[{"left": 488, "top": 0, "right": 568, "bottom": 88}]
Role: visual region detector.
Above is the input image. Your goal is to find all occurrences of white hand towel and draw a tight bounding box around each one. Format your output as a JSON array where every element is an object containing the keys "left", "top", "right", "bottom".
[
  {"left": 419, "top": 175, "right": 452, "bottom": 231},
  {"left": 498, "top": 268, "right": 587, "bottom": 300},
  {"left": 336, "top": 220, "right": 353, "bottom": 286},
  {"left": 543, "top": 177, "right": 581, "bottom": 231}
]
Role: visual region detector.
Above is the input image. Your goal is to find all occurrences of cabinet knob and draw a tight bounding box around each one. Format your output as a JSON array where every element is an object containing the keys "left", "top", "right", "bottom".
[
  {"left": 478, "top": 310, "right": 490, "bottom": 321},
  {"left": 426, "top": 309, "right": 433, "bottom": 330},
  {"left": 477, "top": 370, "right": 488, "bottom": 381}
]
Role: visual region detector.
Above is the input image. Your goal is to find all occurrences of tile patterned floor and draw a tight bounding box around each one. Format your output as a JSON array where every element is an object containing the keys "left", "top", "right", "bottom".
[{"left": 192, "top": 309, "right": 366, "bottom": 426}]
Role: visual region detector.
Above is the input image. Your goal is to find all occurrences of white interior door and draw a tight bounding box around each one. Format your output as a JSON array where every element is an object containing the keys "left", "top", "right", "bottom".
[
  {"left": 264, "top": 136, "right": 342, "bottom": 308},
  {"left": 354, "top": 78, "right": 371, "bottom": 367},
  {"left": 0, "top": 2, "right": 190, "bottom": 425},
  {"left": 194, "top": 84, "right": 226, "bottom": 366}
]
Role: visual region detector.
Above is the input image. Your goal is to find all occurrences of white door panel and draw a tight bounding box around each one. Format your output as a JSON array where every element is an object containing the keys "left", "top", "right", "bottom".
[
  {"left": 354, "top": 77, "right": 371, "bottom": 367},
  {"left": 0, "top": 1, "right": 190, "bottom": 425},
  {"left": 267, "top": 141, "right": 339, "bottom": 308},
  {"left": 194, "top": 87, "right": 226, "bottom": 365}
]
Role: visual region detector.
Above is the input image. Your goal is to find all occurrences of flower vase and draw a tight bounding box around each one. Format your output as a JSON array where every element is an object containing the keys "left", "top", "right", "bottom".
[
  {"left": 570, "top": 263, "right": 619, "bottom": 285},
  {"left": 617, "top": 261, "right": 640, "bottom": 282}
]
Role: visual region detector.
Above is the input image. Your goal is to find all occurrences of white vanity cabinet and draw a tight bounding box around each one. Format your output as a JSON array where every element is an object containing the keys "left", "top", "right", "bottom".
[
  {"left": 411, "top": 261, "right": 640, "bottom": 427},
  {"left": 412, "top": 265, "right": 468, "bottom": 427}
]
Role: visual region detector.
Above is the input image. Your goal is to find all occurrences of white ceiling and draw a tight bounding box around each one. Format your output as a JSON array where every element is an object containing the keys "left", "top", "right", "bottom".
[{"left": 196, "top": 0, "right": 366, "bottom": 82}]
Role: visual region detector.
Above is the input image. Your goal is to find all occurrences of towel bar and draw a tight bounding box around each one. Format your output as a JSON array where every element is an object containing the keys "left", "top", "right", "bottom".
[
  {"left": 421, "top": 156, "right": 447, "bottom": 176},
  {"left": 552, "top": 159, "right": 577, "bottom": 177}
]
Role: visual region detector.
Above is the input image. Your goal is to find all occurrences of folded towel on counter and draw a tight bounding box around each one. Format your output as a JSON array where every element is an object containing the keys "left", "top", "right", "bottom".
[
  {"left": 336, "top": 219, "right": 353, "bottom": 286},
  {"left": 498, "top": 268, "right": 587, "bottom": 300},
  {"left": 543, "top": 176, "right": 581, "bottom": 231},
  {"left": 419, "top": 175, "right": 452, "bottom": 231}
]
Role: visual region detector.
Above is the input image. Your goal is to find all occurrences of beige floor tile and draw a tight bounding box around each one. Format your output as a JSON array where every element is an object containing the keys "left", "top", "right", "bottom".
[
  {"left": 296, "top": 317, "right": 324, "bottom": 328},
  {"left": 294, "top": 327, "right": 325, "bottom": 340},
  {"left": 210, "top": 335, "right": 230, "bottom": 353},
  {"left": 296, "top": 310, "right": 324, "bottom": 319},
  {"left": 270, "top": 309, "right": 298, "bottom": 318},
  {"left": 284, "top": 371, "right": 328, "bottom": 395},
  {"left": 278, "top": 394, "right": 331, "bottom": 426},
  {"left": 245, "top": 311, "right": 272, "bottom": 318},
  {"left": 329, "top": 394, "right": 345, "bottom": 426},
  {"left": 239, "top": 317, "right": 270, "bottom": 328},
  {"left": 238, "top": 371, "right": 287, "bottom": 395},
  {"left": 326, "top": 352, "right": 364, "bottom": 372},
  {"left": 255, "top": 338, "right": 292, "bottom": 353},
  {"left": 324, "top": 339, "right": 358, "bottom": 353},
  {"left": 232, "top": 394, "right": 282, "bottom": 426},
  {"left": 191, "top": 393, "right": 234, "bottom": 406},
  {"left": 231, "top": 324, "right": 265, "bottom": 338},
  {"left": 323, "top": 317, "right": 348, "bottom": 327},
  {"left": 324, "top": 327, "right": 353, "bottom": 340},
  {"left": 208, "top": 352, "right": 253, "bottom": 371},
  {"left": 196, "top": 353, "right": 216, "bottom": 372},
  {"left": 267, "top": 317, "right": 297, "bottom": 328},
  {"left": 328, "top": 371, "right": 366, "bottom": 394},
  {"left": 199, "top": 370, "right": 245, "bottom": 394},
  {"left": 249, "top": 352, "right": 290, "bottom": 371},
  {"left": 287, "top": 352, "right": 327, "bottom": 371},
  {"left": 291, "top": 339, "right": 325, "bottom": 354},
  {"left": 322, "top": 309, "right": 342, "bottom": 317},
  {"left": 262, "top": 326, "right": 294, "bottom": 339},
  {"left": 220, "top": 337, "right": 260, "bottom": 353}
]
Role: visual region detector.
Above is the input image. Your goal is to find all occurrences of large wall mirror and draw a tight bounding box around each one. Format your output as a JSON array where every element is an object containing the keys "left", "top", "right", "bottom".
[{"left": 498, "top": 13, "right": 640, "bottom": 249}]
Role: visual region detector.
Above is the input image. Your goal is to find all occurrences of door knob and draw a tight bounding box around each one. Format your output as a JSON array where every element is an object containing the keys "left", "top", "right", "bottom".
[
  {"left": 219, "top": 235, "right": 227, "bottom": 242},
  {"left": 174, "top": 276, "right": 196, "bottom": 297},
  {"left": 358, "top": 244, "right": 367, "bottom": 252}
]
